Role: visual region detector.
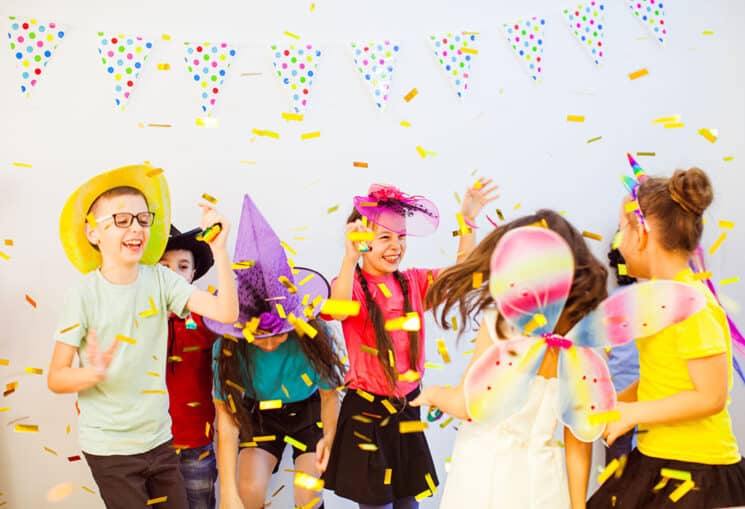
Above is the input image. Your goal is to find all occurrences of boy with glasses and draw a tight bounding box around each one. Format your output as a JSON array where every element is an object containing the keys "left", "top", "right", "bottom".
[{"left": 48, "top": 164, "right": 238, "bottom": 508}]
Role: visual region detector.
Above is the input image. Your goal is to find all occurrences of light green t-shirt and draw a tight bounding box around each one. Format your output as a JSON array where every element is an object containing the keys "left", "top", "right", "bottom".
[{"left": 54, "top": 264, "right": 196, "bottom": 455}]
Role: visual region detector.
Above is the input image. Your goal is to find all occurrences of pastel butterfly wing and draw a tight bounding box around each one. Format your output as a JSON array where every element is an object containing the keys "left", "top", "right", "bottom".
[
  {"left": 490, "top": 227, "right": 574, "bottom": 336},
  {"left": 464, "top": 337, "right": 547, "bottom": 425},
  {"left": 557, "top": 346, "right": 616, "bottom": 442},
  {"left": 566, "top": 280, "right": 708, "bottom": 348}
]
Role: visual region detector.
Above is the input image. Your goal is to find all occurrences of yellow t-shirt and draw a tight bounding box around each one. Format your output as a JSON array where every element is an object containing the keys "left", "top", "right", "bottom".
[{"left": 636, "top": 268, "right": 740, "bottom": 464}]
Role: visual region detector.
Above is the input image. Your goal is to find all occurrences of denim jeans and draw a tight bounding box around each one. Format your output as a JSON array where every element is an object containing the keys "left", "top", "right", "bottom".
[{"left": 179, "top": 443, "right": 217, "bottom": 509}]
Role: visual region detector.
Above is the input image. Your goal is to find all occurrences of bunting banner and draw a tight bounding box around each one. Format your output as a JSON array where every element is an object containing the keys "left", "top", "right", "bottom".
[
  {"left": 97, "top": 33, "right": 154, "bottom": 110},
  {"left": 183, "top": 42, "right": 236, "bottom": 116},
  {"left": 350, "top": 40, "right": 400, "bottom": 111},
  {"left": 270, "top": 41, "right": 321, "bottom": 114},
  {"left": 429, "top": 32, "right": 478, "bottom": 98},
  {"left": 628, "top": 0, "right": 667, "bottom": 45},
  {"left": 7, "top": 16, "right": 65, "bottom": 96},
  {"left": 503, "top": 16, "right": 547, "bottom": 81},
  {"left": 562, "top": 3, "right": 606, "bottom": 65}
]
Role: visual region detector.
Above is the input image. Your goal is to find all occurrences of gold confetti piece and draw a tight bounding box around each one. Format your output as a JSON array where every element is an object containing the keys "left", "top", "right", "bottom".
[
  {"left": 692, "top": 271, "right": 712, "bottom": 281},
  {"left": 618, "top": 264, "right": 628, "bottom": 276},
  {"left": 353, "top": 161, "right": 369, "bottom": 169},
  {"left": 66, "top": 424, "right": 71, "bottom": 434},
  {"left": 661, "top": 468, "right": 692, "bottom": 481},
  {"left": 451, "top": 316, "right": 458, "bottom": 331},
  {"left": 454, "top": 192, "right": 462, "bottom": 205},
  {"left": 161, "top": 33, "right": 171, "bottom": 40},
  {"left": 43, "top": 446, "right": 58, "bottom": 455},
  {"left": 698, "top": 128, "right": 718, "bottom": 143},
  {"left": 566, "top": 115, "right": 585, "bottom": 123},
  {"left": 0, "top": 359, "right": 8, "bottom": 366},
  {"left": 653, "top": 115, "right": 680, "bottom": 124},
  {"left": 471, "top": 272, "right": 483, "bottom": 288},
  {"left": 310, "top": 2, "right": 316, "bottom": 12},
  {"left": 587, "top": 136, "right": 603, "bottom": 144},
  {"left": 356, "top": 389, "right": 375, "bottom": 402},
  {"left": 524, "top": 313, "right": 547, "bottom": 334},
  {"left": 3, "top": 239, "right": 11, "bottom": 246},
  {"left": 227, "top": 393, "right": 238, "bottom": 414},
  {"left": 664, "top": 122, "right": 685, "bottom": 129},
  {"left": 25, "top": 294, "right": 37, "bottom": 308},
  {"left": 82, "top": 486, "right": 96, "bottom": 494},
  {"left": 201, "top": 192, "right": 218, "bottom": 204},
  {"left": 320, "top": 299, "right": 361, "bottom": 316},
  {"left": 284, "top": 31, "right": 300, "bottom": 39},
  {"left": 24, "top": 367, "right": 43, "bottom": 375},
  {"left": 279, "top": 241, "right": 296, "bottom": 256},
  {"left": 436, "top": 339, "right": 451, "bottom": 364},
  {"left": 12, "top": 162, "right": 32, "bottom": 168},
  {"left": 398, "top": 370, "right": 420, "bottom": 382},
  {"left": 400, "top": 120, "right": 411, "bottom": 128},
  {"left": 301, "top": 131, "right": 321, "bottom": 140},
  {"left": 226, "top": 380, "right": 246, "bottom": 393},
  {"left": 352, "top": 415, "right": 373, "bottom": 424},
  {"left": 588, "top": 410, "right": 621, "bottom": 426},
  {"left": 404, "top": 88, "right": 419, "bottom": 102},
  {"left": 168, "top": 355, "right": 183, "bottom": 362},
  {"left": 425, "top": 473, "right": 437, "bottom": 494},
  {"left": 636, "top": 151, "right": 656, "bottom": 157},
  {"left": 439, "top": 416, "right": 454, "bottom": 429},
  {"left": 0, "top": 251, "right": 9, "bottom": 261},
  {"left": 145, "top": 371, "right": 159, "bottom": 378},
  {"left": 186, "top": 402, "right": 201, "bottom": 408},
  {"left": 348, "top": 231, "right": 375, "bottom": 242},
  {"left": 59, "top": 323, "right": 80, "bottom": 334},
  {"left": 379, "top": 399, "right": 396, "bottom": 415},
  {"left": 360, "top": 345, "right": 379, "bottom": 356},
  {"left": 709, "top": 232, "right": 727, "bottom": 255},
  {"left": 384, "top": 468, "right": 392, "bottom": 485},
  {"left": 14, "top": 424, "right": 39, "bottom": 433},
  {"left": 281, "top": 112, "right": 304, "bottom": 121},
  {"left": 0, "top": 407, "right": 9, "bottom": 412},
  {"left": 141, "top": 390, "right": 167, "bottom": 395},
  {"left": 156, "top": 63, "right": 170, "bottom": 70},
  {"left": 260, "top": 399, "right": 283, "bottom": 410},
  {"left": 702, "top": 30, "right": 714, "bottom": 35},
  {"left": 147, "top": 496, "right": 168, "bottom": 505},
  {"left": 719, "top": 220, "right": 735, "bottom": 229},
  {"left": 720, "top": 277, "right": 740, "bottom": 285},
  {"left": 252, "top": 128, "right": 280, "bottom": 139},
  {"left": 628, "top": 68, "right": 649, "bottom": 80},
  {"left": 723, "top": 156, "right": 734, "bottom": 162},
  {"left": 47, "top": 483, "right": 75, "bottom": 502},
  {"left": 148, "top": 123, "right": 174, "bottom": 128},
  {"left": 598, "top": 458, "right": 620, "bottom": 484},
  {"left": 668, "top": 479, "right": 695, "bottom": 502},
  {"left": 399, "top": 421, "right": 428, "bottom": 434},
  {"left": 116, "top": 334, "right": 137, "bottom": 345},
  {"left": 416, "top": 145, "right": 437, "bottom": 158},
  {"left": 496, "top": 208, "right": 505, "bottom": 221},
  {"left": 197, "top": 449, "right": 211, "bottom": 461},
  {"left": 239, "top": 441, "right": 257, "bottom": 447},
  {"left": 358, "top": 443, "right": 379, "bottom": 451},
  {"left": 385, "top": 312, "right": 421, "bottom": 332},
  {"left": 284, "top": 435, "right": 307, "bottom": 451},
  {"left": 294, "top": 471, "right": 324, "bottom": 491},
  {"left": 582, "top": 231, "right": 603, "bottom": 241},
  {"left": 205, "top": 422, "right": 211, "bottom": 437},
  {"left": 388, "top": 349, "right": 395, "bottom": 367},
  {"left": 415, "top": 489, "right": 432, "bottom": 501},
  {"left": 460, "top": 47, "right": 478, "bottom": 54}
]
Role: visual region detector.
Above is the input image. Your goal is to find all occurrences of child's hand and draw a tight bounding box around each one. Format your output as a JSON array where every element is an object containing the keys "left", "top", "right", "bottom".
[
  {"left": 85, "top": 329, "right": 119, "bottom": 382},
  {"left": 198, "top": 202, "right": 230, "bottom": 251},
  {"left": 602, "top": 402, "right": 636, "bottom": 446},
  {"left": 461, "top": 177, "right": 500, "bottom": 222},
  {"left": 409, "top": 386, "right": 437, "bottom": 408},
  {"left": 344, "top": 219, "right": 370, "bottom": 263},
  {"left": 315, "top": 435, "right": 332, "bottom": 473}
]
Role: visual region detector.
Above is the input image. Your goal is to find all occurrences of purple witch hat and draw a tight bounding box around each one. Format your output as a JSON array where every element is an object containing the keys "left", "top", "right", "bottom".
[{"left": 203, "top": 194, "right": 330, "bottom": 339}]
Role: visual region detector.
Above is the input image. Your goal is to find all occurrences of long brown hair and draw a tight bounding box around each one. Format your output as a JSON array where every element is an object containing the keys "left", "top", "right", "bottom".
[
  {"left": 347, "top": 208, "right": 419, "bottom": 395},
  {"left": 426, "top": 209, "right": 608, "bottom": 337},
  {"left": 635, "top": 168, "right": 713, "bottom": 253},
  {"left": 215, "top": 320, "right": 346, "bottom": 437}
]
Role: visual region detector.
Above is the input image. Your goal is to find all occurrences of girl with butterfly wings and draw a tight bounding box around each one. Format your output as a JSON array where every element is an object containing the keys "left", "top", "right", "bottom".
[{"left": 412, "top": 210, "right": 705, "bottom": 509}]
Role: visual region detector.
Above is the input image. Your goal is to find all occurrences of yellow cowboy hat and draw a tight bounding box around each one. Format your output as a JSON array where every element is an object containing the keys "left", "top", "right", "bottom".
[{"left": 59, "top": 164, "right": 171, "bottom": 273}]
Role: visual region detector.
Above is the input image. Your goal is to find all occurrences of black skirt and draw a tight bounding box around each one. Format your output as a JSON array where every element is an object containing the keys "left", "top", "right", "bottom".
[
  {"left": 322, "top": 387, "right": 439, "bottom": 505},
  {"left": 588, "top": 448, "right": 745, "bottom": 509}
]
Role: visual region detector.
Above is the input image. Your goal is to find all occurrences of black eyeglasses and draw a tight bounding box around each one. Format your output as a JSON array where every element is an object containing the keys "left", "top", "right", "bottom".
[{"left": 94, "top": 211, "right": 155, "bottom": 228}]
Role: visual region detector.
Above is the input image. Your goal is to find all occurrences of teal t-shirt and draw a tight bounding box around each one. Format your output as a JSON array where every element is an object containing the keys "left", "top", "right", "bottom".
[
  {"left": 212, "top": 333, "right": 332, "bottom": 403},
  {"left": 54, "top": 264, "right": 196, "bottom": 455}
]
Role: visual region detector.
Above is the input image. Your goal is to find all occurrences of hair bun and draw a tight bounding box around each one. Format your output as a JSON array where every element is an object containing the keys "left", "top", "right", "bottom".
[{"left": 667, "top": 168, "right": 713, "bottom": 216}]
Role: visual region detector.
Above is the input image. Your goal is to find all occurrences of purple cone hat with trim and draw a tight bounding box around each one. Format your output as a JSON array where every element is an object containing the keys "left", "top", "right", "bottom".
[
  {"left": 203, "top": 194, "right": 330, "bottom": 339},
  {"left": 353, "top": 184, "right": 439, "bottom": 236}
]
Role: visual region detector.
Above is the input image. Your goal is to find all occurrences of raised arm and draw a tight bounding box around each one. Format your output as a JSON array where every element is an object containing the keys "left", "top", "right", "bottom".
[
  {"left": 456, "top": 177, "right": 499, "bottom": 263},
  {"left": 327, "top": 220, "right": 366, "bottom": 321}
]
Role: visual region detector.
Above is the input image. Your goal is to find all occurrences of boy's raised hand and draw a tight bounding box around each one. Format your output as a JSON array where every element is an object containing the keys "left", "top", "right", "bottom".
[
  {"left": 198, "top": 202, "right": 231, "bottom": 251},
  {"left": 461, "top": 177, "right": 500, "bottom": 222},
  {"left": 85, "top": 329, "right": 119, "bottom": 381}
]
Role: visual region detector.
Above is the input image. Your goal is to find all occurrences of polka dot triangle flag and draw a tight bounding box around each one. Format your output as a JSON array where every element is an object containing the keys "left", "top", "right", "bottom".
[
  {"left": 270, "top": 42, "right": 321, "bottom": 114},
  {"left": 428, "top": 32, "right": 478, "bottom": 98},
  {"left": 350, "top": 40, "right": 400, "bottom": 111},
  {"left": 97, "top": 33, "right": 154, "bottom": 111},
  {"left": 183, "top": 42, "right": 236, "bottom": 116},
  {"left": 628, "top": 0, "right": 667, "bottom": 45},
  {"left": 503, "top": 16, "right": 546, "bottom": 82},
  {"left": 561, "top": 3, "right": 606, "bottom": 65},
  {"left": 6, "top": 16, "right": 65, "bottom": 97}
]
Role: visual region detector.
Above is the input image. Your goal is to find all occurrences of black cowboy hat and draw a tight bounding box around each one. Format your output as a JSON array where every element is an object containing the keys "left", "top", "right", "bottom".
[{"left": 165, "top": 225, "right": 215, "bottom": 281}]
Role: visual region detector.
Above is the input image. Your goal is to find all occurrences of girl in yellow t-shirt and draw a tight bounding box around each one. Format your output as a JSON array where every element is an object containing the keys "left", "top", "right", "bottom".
[{"left": 588, "top": 161, "right": 745, "bottom": 508}]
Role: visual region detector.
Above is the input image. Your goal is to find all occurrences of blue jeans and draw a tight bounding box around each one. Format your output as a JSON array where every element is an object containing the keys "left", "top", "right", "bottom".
[{"left": 179, "top": 443, "right": 217, "bottom": 509}]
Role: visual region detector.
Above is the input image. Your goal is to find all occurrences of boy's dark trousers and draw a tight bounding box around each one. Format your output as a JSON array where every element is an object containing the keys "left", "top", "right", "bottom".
[{"left": 83, "top": 440, "right": 188, "bottom": 508}]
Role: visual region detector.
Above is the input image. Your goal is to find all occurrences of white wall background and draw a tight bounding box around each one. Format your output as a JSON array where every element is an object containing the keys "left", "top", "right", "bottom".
[{"left": 1, "top": 0, "right": 744, "bottom": 507}]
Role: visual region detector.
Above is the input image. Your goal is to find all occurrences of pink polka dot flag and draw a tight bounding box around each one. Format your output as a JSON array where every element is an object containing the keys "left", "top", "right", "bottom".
[
  {"left": 503, "top": 16, "right": 547, "bottom": 82},
  {"left": 7, "top": 16, "right": 65, "bottom": 97},
  {"left": 270, "top": 41, "right": 321, "bottom": 113},
  {"left": 97, "top": 33, "right": 154, "bottom": 110},
  {"left": 429, "top": 32, "right": 478, "bottom": 98},
  {"left": 183, "top": 42, "right": 236, "bottom": 115}
]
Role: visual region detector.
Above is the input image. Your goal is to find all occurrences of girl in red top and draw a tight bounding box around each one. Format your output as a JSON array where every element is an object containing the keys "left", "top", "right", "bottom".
[{"left": 322, "top": 180, "right": 498, "bottom": 509}]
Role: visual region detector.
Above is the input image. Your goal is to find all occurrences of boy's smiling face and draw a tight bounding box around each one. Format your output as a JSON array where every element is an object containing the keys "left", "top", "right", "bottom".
[{"left": 85, "top": 193, "right": 151, "bottom": 268}]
